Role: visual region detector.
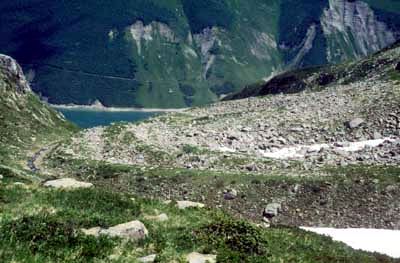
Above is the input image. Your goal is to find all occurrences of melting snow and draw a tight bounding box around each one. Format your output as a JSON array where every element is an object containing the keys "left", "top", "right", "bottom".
[
  {"left": 301, "top": 227, "right": 400, "bottom": 258},
  {"left": 219, "top": 146, "right": 236, "bottom": 153},
  {"left": 261, "top": 137, "right": 396, "bottom": 159}
]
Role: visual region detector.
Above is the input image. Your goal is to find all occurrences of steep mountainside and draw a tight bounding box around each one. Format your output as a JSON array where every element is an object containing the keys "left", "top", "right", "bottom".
[
  {"left": 225, "top": 40, "right": 400, "bottom": 100},
  {"left": 0, "top": 0, "right": 400, "bottom": 108},
  {"left": 0, "top": 55, "right": 76, "bottom": 167}
]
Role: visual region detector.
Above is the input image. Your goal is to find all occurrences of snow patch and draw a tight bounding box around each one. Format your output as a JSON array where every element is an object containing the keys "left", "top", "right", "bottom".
[
  {"left": 301, "top": 227, "right": 400, "bottom": 258},
  {"left": 261, "top": 138, "right": 396, "bottom": 159},
  {"left": 219, "top": 146, "right": 236, "bottom": 153}
]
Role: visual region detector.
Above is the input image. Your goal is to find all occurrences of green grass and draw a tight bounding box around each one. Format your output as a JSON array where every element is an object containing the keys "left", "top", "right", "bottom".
[
  {"left": 0, "top": 179, "right": 397, "bottom": 263},
  {"left": 389, "top": 69, "right": 400, "bottom": 81},
  {"left": 1, "top": 213, "right": 116, "bottom": 262},
  {"left": 325, "top": 164, "right": 400, "bottom": 186}
]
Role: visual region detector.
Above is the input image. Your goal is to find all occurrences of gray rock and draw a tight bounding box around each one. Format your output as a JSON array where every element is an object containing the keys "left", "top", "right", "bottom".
[
  {"left": 263, "top": 203, "right": 282, "bottom": 218},
  {"left": 43, "top": 178, "right": 93, "bottom": 189},
  {"left": 289, "top": 127, "right": 304, "bottom": 132},
  {"left": 385, "top": 185, "right": 398, "bottom": 193},
  {"left": 186, "top": 252, "right": 216, "bottom": 263},
  {"left": 245, "top": 164, "right": 258, "bottom": 171},
  {"left": 99, "top": 220, "right": 148, "bottom": 240},
  {"left": 347, "top": 118, "right": 365, "bottom": 129},
  {"left": 138, "top": 254, "right": 157, "bottom": 263},
  {"left": 373, "top": 131, "right": 383, "bottom": 139},
  {"left": 0, "top": 174, "right": 3, "bottom": 180},
  {"left": 176, "top": 201, "right": 205, "bottom": 209},
  {"left": 223, "top": 188, "right": 238, "bottom": 200},
  {"left": 81, "top": 227, "right": 102, "bottom": 237}
]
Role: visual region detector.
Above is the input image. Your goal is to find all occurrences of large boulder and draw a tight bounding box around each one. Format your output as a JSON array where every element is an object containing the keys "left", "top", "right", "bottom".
[
  {"left": 43, "top": 178, "right": 93, "bottom": 189},
  {"left": 223, "top": 188, "right": 238, "bottom": 200},
  {"left": 346, "top": 118, "right": 365, "bottom": 129},
  {"left": 186, "top": 252, "right": 216, "bottom": 263},
  {"left": 99, "top": 220, "right": 148, "bottom": 240},
  {"left": 263, "top": 203, "right": 282, "bottom": 218}
]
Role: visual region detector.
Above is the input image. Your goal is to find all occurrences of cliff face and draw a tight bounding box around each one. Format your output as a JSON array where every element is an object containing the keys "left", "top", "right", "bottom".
[
  {"left": 0, "top": 0, "right": 399, "bottom": 108},
  {"left": 0, "top": 55, "right": 31, "bottom": 93},
  {"left": 321, "top": 0, "right": 396, "bottom": 62}
]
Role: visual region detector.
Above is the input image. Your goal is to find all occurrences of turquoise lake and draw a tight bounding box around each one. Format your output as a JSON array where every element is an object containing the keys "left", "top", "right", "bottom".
[{"left": 56, "top": 108, "right": 161, "bottom": 129}]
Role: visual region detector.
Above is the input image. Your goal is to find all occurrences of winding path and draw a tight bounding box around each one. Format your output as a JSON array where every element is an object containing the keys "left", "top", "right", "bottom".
[{"left": 27, "top": 143, "right": 59, "bottom": 173}]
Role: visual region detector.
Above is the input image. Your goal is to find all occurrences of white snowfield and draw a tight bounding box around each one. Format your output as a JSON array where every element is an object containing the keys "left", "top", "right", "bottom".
[
  {"left": 261, "top": 137, "right": 397, "bottom": 159},
  {"left": 301, "top": 227, "right": 400, "bottom": 258}
]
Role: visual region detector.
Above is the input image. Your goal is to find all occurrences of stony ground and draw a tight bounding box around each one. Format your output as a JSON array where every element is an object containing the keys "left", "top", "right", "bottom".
[
  {"left": 39, "top": 43, "right": 400, "bottom": 242},
  {"left": 56, "top": 76, "right": 400, "bottom": 172},
  {"left": 43, "top": 71, "right": 400, "bottom": 231}
]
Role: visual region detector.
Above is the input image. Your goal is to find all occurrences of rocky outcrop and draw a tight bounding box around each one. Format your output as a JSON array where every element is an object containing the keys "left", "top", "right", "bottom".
[
  {"left": 194, "top": 27, "right": 219, "bottom": 79},
  {"left": 0, "top": 54, "right": 31, "bottom": 93},
  {"left": 83, "top": 220, "right": 148, "bottom": 240},
  {"left": 128, "top": 21, "right": 178, "bottom": 56}
]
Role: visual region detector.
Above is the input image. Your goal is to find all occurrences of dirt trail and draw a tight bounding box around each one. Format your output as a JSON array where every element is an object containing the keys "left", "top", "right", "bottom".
[{"left": 28, "top": 143, "right": 59, "bottom": 173}]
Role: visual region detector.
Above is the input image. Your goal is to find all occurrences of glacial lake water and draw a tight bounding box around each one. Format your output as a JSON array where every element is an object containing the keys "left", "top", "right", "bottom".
[{"left": 56, "top": 108, "right": 161, "bottom": 129}]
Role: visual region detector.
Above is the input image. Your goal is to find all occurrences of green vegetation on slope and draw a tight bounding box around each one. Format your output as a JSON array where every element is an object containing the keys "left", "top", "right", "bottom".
[
  {"left": 182, "top": 0, "right": 234, "bottom": 33},
  {"left": 0, "top": 58, "right": 77, "bottom": 167},
  {"left": 0, "top": 179, "right": 396, "bottom": 262},
  {"left": 1, "top": 0, "right": 399, "bottom": 107}
]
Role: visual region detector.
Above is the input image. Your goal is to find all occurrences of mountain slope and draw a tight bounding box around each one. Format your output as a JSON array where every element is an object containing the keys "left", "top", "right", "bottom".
[
  {"left": 225, "top": 40, "right": 400, "bottom": 100},
  {"left": 0, "top": 54, "right": 76, "bottom": 167},
  {"left": 0, "top": 0, "right": 399, "bottom": 108}
]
